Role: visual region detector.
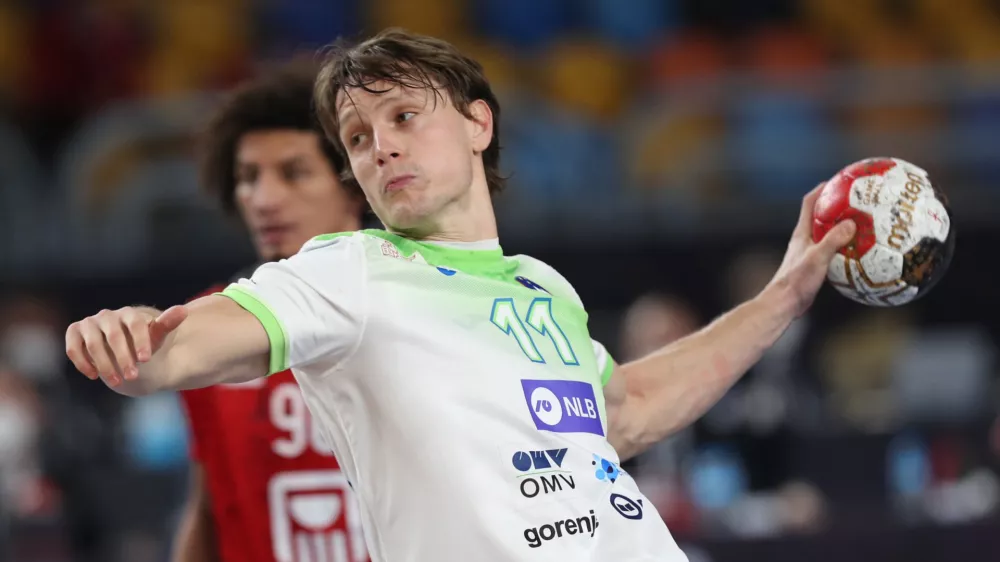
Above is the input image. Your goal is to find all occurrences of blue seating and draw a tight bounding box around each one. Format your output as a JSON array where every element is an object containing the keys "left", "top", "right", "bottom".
[
  {"left": 580, "top": 0, "right": 678, "bottom": 51},
  {"left": 503, "top": 98, "right": 620, "bottom": 201},
  {"left": 952, "top": 91, "right": 1000, "bottom": 185},
  {"left": 473, "top": 0, "right": 572, "bottom": 51},
  {"left": 259, "top": 0, "right": 359, "bottom": 55},
  {"left": 729, "top": 90, "right": 834, "bottom": 201}
]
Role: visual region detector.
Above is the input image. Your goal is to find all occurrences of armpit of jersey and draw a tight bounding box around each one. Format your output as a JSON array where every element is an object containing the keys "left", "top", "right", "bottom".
[
  {"left": 219, "top": 233, "right": 367, "bottom": 375},
  {"left": 592, "top": 339, "right": 615, "bottom": 386}
]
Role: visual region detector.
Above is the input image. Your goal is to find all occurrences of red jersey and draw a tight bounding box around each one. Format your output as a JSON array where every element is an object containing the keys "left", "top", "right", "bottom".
[{"left": 180, "top": 285, "right": 369, "bottom": 562}]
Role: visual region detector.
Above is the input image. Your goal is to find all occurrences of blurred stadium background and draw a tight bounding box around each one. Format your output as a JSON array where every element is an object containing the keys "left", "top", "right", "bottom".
[{"left": 0, "top": 0, "right": 998, "bottom": 560}]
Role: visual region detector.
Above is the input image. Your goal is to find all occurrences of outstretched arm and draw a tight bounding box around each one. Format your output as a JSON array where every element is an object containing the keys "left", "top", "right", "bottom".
[
  {"left": 65, "top": 296, "right": 270, "bottom": 396},
  {"left": 604, "top": 184, "right": 856, "bottom": 461},
  {"left": 65, "top": 234, "right": 367, "bottom": 397}
]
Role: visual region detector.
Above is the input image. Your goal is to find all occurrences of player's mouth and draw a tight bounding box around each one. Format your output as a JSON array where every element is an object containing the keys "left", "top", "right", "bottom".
[
  {"left": 384, "top": 174, "right": 416, "bottom": 193},
  {"left": 258, "top": 225, "right": 292, "bottom": 246}
]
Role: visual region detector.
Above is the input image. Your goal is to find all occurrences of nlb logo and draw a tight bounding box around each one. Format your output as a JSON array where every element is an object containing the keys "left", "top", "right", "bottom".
[
  {"left": 511, "top": 448, "right": 575, "bottom": 499},
  {"left": 521, "top": 379, "right": 604, "bottom": 436}
]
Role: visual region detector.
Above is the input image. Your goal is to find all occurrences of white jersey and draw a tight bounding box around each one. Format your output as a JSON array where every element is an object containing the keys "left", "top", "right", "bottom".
[{"left": 221, "top": 230, "right": 687, "bottom": 562}]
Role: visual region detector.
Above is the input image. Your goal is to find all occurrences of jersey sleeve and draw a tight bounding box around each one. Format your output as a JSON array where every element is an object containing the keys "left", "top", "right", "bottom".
[
  {"left": 218, "top": 234, "right": 366, "bottom": 374},
  {"left": 515, "top": 255, "right": 617, "bottom": 387}
]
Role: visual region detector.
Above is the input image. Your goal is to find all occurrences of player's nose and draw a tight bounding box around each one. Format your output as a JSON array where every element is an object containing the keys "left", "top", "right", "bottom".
[
  {"left": 250, "top": 171, "right": 290, "bottom": 211},
  {"left": 372, "top": 127, "right": 403, "bottom": 166}
]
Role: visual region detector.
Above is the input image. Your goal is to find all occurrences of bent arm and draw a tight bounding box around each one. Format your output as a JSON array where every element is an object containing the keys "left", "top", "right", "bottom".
[
  {"left": 107, "top": 235, "right": 364, "bottom": 396},
  {"left": 605, "top": 284, "right": 797, "bottom": 461},
  {"left": 118, "top": 295, "right": 269, "bottom": 396}
]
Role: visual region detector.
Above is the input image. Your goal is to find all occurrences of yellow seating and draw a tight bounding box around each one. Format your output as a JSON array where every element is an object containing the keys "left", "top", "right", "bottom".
[
  {"left": 538, "top": 38, "right": 632, "bottom": 121},
  {"left": 369, "top": 0, "right": 466, "bottom": 44},
  {"left": 144, "top": 0, "right": 249, "bottom": 96}
]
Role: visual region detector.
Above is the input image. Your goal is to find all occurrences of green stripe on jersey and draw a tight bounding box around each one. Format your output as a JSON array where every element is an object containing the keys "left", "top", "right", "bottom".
[
  {"left": 219, "top": 285, "right": 289, "bottom": 375},
  {"left": 361, "top": 230, "right": 521, "bottom": 284}
]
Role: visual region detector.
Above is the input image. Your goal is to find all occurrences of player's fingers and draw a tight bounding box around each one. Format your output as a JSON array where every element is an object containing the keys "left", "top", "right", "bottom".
[
  {"left": 150, "top": 305, "right": 188, "bottom": 348},
  {"left": 100, "top": 338, "right": 126, "bottom": 387},
  {"left": 78, "top": 315, "right": 122, "bottom": 386},
  {"left": 65, "top": 325, "right": 99, "bottom": 380},
  {"left": 95, "top": 311, "right": 138, "bottom": 381},
  {"left": 122, "top": 308, "right": 154, "bottom": 364},
  {"left": 121, "top": 329, "right": 142, "bottom": 381},
  {"left": 816, "top": 220, "right": 856, "bottom": 256}
]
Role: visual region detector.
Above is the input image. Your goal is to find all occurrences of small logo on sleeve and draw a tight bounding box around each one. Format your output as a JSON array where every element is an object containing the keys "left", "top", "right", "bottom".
[
  {"left": 610, "top": 493, "right": 644, "bottom": 520},
  {"left": 516, "top": 276, "right": 550, "bottom": 294},
  {"left": 521, "top": 379, "right": 604, "bottom": 436}
]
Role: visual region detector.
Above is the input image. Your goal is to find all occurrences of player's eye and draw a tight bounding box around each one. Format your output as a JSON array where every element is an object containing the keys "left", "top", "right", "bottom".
[
  {"left": 282, "top": 166, "right": 306, "bottom": 182},
  {"left": 348, "top": 132, "right": 366, "bottom": 147},
  {"left": 396, "top": 112, "right": 415, "bottom": 123},
  {"left": 236, "top": 168, "right": 257, "bottom": 185}
]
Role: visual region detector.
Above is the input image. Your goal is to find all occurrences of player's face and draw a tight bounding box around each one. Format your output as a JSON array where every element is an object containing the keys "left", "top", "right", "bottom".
[
  {"left": 234, "top": 130, "right": 361, "bottom": 261},
  {"left": 335, "top": 82, "right": 493, "bottom": 235}
]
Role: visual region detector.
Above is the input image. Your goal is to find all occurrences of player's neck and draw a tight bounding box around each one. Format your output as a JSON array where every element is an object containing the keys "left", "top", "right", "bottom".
[
  {"left": 422, "top": 214, "right": 498, "bottom": 243},
  {"left": 392, "top": 185, "right": 498, "bottom": 244}
]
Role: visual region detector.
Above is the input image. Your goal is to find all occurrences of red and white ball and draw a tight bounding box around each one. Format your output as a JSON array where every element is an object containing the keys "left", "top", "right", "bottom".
[{"left": 812, "top": 157, "right": 955, "bottom": 307}]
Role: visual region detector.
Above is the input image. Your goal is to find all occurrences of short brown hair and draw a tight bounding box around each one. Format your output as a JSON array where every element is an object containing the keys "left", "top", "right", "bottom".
[
  {"left": 199, "top": 62, "right": 360, "bottom": 216},
  {"left": 314, "top": 28, "right": 506, "bottom": 195}
]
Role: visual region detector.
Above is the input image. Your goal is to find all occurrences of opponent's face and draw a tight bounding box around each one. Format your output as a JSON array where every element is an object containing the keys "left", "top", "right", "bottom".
[
  {"left": 336, "top": 83, "right": 492, "bottom": 234},
  {"left": 234, "top": 130, "right": 361, "bottom": 260}
]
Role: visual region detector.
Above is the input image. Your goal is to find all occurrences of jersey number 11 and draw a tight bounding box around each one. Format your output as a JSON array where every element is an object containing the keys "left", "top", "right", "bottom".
[{"left": 490, "top": 297, "right": 579, "bottom": 366}]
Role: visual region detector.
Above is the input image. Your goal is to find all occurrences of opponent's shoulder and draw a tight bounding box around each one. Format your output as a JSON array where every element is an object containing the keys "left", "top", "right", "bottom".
[
  {"left": 510, "top": 254, "right": 584, "bottom": 307},
  {"left": 179, "top": 385, "right": 217, "bottom": 414}
]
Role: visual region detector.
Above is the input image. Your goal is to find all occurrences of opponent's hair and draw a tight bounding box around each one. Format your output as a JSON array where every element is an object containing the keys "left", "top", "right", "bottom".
[
  {"left": 314, "top": 28, "right": 506, "bottom": 196},
  {"left": 199, "top": 61, "right": 361, "bottom": 216}
]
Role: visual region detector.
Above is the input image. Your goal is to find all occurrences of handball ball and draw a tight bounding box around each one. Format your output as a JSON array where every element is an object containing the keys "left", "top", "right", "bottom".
[{"left": 812, "top": 157, "right": 955, "bottom": 307}]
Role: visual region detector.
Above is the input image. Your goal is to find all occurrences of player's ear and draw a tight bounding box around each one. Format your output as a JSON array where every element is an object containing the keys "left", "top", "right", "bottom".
[{"left": 467, "top": 100, "right": 493, "bottom": 154}]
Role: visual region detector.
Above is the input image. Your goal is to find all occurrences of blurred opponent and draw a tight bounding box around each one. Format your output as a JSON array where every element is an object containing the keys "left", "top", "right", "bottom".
[{"left": 171, "top": 63, "right": 368, "bottom": 562}]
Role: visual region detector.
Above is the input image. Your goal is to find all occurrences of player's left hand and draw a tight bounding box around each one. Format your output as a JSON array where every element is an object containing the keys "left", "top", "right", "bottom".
[{"left": 767, "top": 182, "right": 857, "bottom": 317}]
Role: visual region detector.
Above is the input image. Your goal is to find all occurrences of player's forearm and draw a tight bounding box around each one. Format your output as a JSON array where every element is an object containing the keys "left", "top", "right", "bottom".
[
  {"left": 614, "top": 283, "right": 798, "bottom": 458},
  {"left": 114, "top": 324, "right": 192, "bottom": 396},
  {"left": 114, "top": 298, "right": 270, "bottom": 396}
]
